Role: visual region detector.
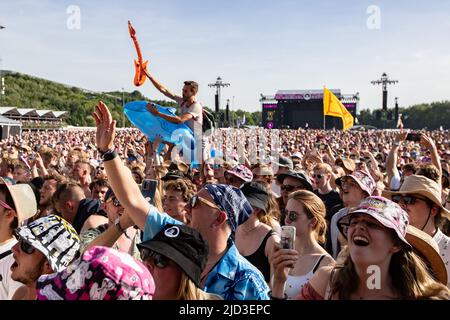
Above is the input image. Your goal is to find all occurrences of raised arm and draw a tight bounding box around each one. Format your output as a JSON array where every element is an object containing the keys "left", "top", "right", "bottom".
[
  {"left": 146, "top": 72, "right": 182, "bottom": 103},
  {"left": 386, "top": 132, "right": 407, "bottom": 187},
  {"left": 420, "top": 133, "right": 442, "bottom": 185},
  {"left": 93, "top": 101, "right": 150, "bottom": 230}
]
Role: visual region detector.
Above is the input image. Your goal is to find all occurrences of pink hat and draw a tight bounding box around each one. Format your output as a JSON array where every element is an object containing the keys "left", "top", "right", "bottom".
[
  {"left": 226, "top": 165, "right": 253, "bottom": 182},
  {"left": 336, "top": 170, "right": 376, "bottom": 196},
  {"left": 338, "top": 196, "right": 411, "bottom": 248},
  {"left": 36, "top": 246, "right": 155, "bottom": 300}
]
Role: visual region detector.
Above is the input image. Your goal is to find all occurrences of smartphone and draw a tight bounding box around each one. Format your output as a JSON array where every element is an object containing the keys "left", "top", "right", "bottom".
[
  {"left": 141, "top": 179, "right": 158, "bottom": 205},
  {"left": 281, "top": 226, "right": 296, "bottom": 250},
  {"left": 406, "top": 133, "right": 421, "bottom": 142}
]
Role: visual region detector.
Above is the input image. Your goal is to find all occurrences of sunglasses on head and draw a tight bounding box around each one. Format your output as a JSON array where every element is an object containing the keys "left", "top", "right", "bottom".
[
  {"left": 140, "top": 249, "right": 169, "bottom": 269},
  {"left": 188, "top": 195, "right": 221, "bottom": 210},
  {"left": 283, "top": 209, "right": 300, "bottom": 222},
  {"left": 391, "top": 194, "right": 429, "bottom": 206}
]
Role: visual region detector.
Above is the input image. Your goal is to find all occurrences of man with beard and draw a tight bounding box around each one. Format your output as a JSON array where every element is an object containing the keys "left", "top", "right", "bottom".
[{"left": 37, "top": 175, "right": 64, "bottom": 218}]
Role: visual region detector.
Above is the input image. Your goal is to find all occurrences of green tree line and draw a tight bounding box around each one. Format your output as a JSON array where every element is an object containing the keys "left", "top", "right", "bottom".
[
  {"left": 358, "top": 101, "right": 450, "bottom": 130},
  {"left": 0, "top": 71, "right": 262, "bottom": 127},
  {"left": 1, "top": 71, "right": 447, "bottom": 129}
]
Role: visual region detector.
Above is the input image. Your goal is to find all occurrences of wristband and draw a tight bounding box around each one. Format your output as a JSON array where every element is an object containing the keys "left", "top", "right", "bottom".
[
  {"left": 268, "top": 290, "right": 288, "bottom": 300},
  {"left": 102, "top": 150, "right": 117, "bottom": 162},
  {"left": 114, "top": 218, "right": 131, "bottom": 240},
  {"left": 98, "top": 147, "right": 114, "bottom": 156}
]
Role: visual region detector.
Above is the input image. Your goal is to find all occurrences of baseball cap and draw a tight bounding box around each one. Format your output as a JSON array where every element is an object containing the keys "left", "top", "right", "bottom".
[{"left": 138, "top": 224, "right": 208, "bottom": 288}]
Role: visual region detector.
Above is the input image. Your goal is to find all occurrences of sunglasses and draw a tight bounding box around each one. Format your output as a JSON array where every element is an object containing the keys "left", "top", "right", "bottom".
[
  {"left": 281, "top": 185, "right": 303, "bottom": 192},
  {"left": 391, "top": 194, "right": 429, "bottom": 206},
  {"left": 140, "top": 249, "right": 169, "bottom": 269},
  {"left": 0, "top": 199, "right": 13, "bottom": 211},
  {"left": 313, "top": 174, "right": 323, "bottom": 180},
  {"left": 188, "top": 195, "right": 221, "bottom": 210},
  {"left": 106, "top": 197, "right": 121, "bottom": 207},
  {"left": 13, "top": 233, "right": 36, "bottom": 255},
  {"left": 283, "top": 209, "right": 301, "bottom": 222},
  {"left": 340, "top": 215, "right": 384, "bottom": 237},
  {"left": 96, "top": 167, "right": 105, "bottom": 171}
]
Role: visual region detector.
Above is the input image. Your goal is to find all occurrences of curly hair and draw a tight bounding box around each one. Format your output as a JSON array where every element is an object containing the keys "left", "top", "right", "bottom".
[{"left": 163, "top": 179, "right": 196, "bottom": 202}]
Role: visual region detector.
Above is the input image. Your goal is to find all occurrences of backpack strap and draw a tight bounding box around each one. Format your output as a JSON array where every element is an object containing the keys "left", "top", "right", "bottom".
[{"left": 0, "top": 250, "right": 12, "bottom": 261}]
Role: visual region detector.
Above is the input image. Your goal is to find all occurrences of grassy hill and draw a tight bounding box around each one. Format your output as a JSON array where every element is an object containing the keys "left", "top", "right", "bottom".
[{"left": 0, "top": 70, "right": 177, "bottom": 127}]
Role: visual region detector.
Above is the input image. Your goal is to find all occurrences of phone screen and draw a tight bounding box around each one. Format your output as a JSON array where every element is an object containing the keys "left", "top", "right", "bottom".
[{"left": 141, "top": 179, "right": 158, "bottom": 205}]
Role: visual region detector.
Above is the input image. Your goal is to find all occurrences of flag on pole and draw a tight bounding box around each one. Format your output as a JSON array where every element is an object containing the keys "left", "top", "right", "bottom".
[
  {"left": 323, "top": 87, "right": 354, "bottom": 131},
  {"left": 242, "top": 114, "right": 246, "bottom": 125}
]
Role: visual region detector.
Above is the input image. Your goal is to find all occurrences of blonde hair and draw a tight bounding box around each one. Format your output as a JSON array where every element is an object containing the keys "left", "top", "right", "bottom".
[
  {"left": 254, "top": 181, "right": 281, "bottom": 228},
  {"left": 288, "top": 190, "right": 327, "bottom": 244},
  {"left": 314, "top": 163, "right": 332, "bottom": 174},
  {"left": 176, "top": 273, "right": 213, "bottom": 300}
]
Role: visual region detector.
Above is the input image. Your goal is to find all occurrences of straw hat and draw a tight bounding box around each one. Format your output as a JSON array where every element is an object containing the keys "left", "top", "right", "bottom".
[
  {"left": 335, "top": 157, "right": 356, "bottom": 173},
  {"left": 383, "top": 175, "right": 450, "bottom": 220},
  {"left": 405, "top": 225, "right": 447, "bottom": 285},
  {"left": 0, "top": 178, "right": 37, "bottom": 225}
]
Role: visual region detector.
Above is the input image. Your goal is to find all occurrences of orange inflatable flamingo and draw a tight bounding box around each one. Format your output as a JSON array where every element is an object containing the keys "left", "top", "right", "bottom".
[{"left": 128, "top": 20, "right": 149, "bottom": 86}]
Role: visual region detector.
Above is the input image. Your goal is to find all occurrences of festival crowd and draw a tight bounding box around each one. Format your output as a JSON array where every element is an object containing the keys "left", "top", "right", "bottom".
[{"left": 0, "top": 78, "right": 449, "bottom": 301}]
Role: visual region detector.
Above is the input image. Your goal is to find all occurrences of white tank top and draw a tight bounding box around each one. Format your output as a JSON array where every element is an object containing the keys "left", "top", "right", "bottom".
[{"left": 285, "top": 254, "right": 327, "bottom": 300}]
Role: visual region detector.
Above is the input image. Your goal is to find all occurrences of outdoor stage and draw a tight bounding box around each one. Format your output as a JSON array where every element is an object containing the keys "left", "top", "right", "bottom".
[{"left": 261, "top": 89, "right": 359, "bottom": 130}]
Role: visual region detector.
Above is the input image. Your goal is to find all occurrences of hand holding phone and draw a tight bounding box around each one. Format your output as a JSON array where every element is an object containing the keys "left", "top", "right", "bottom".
[
  {"left": 281, "top": 226, "right": 296, "bottom": 250},
  {"left": 406, "top": 133, "right": 421, "bottom": 142},
  {"left": 141, "top": 179, "right": 158, "bottom": 205}
]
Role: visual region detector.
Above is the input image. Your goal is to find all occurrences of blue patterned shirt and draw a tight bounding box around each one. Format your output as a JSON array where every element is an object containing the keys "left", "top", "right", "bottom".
[{"left": 143, "top": 205, "right": 270, "bottom": 300}]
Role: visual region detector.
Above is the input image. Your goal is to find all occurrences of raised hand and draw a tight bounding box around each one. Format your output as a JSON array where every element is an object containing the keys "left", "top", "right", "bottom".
[
  {"left": 92, "top": 101, "right": 116, "bottom": 153},
  {"left": 146, "top": 103, "right": 159, "bottom": 116}
]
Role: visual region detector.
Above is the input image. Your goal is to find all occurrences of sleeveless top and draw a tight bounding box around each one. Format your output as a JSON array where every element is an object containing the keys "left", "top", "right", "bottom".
[
  {"left": 244, "top": 230, "right": 277, "bottom": 282},
  {"left": 285, "top": 254, "right": 327, "bottom": 299}
]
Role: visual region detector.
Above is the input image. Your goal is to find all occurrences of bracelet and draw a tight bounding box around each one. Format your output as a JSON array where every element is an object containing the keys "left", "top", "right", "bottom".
[
  {"left": 114, "top": 218, "right": 131, "bottom": 240},
  {"left": 102, "top": 150, "right": 117, "bottom": 162},
  {"left": 98, "top": 147, "right": 114, "bottom": 156},
  {"left": 268, "top": 290, "right": 288, "bottom": 300}
]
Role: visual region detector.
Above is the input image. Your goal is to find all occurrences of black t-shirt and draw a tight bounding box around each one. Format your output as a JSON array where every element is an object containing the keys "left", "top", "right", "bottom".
[
  {"left": 314, "top": 190, "right": 342, "bottom": 222},
  {"left": 314, "top": 190, "right": 343, "bottom": 255},
  {"left": 73, "top": 198, "right": 106, "bottom": 233}
]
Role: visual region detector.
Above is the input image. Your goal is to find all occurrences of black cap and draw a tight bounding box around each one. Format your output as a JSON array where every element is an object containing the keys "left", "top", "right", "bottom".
[
  {"left": 137, "top": 224, "right": 208, "bottom": 288},
  {"left": 161, "top": 170, "right": 187, "bottom": 181},
  {"left": 240, "top": 182, "right": 269, "bottom": 212},
  {"left": 277, "top": 171, "right": 313, "bottom": 191},
  {"left": 276, "top": 156, "right": 293, "bottom": 170}
]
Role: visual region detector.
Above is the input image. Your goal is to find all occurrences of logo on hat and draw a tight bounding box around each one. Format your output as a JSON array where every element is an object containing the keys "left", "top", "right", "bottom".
[{"left": 164, "top": 226, "right": 180, "bottom": 238}]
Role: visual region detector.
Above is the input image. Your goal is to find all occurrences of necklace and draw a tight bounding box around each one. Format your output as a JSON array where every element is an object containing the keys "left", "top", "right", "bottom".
[{"left": 243, "top": 224, "right": 259, "bottom": 234}]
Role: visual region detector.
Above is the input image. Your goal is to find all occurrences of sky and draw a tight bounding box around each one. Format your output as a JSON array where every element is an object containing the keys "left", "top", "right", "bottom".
[{"left": 1, "top": 0, "right": 450, "bottom": 112}]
